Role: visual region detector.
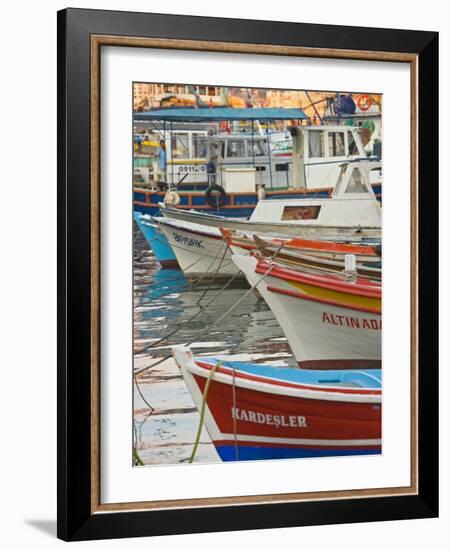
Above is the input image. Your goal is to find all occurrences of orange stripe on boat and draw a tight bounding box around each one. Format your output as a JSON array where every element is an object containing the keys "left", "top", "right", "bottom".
[
  {"left": 266, "top": 285, "right": 381, "bottom": 315},
  {"left": 285, "top": 280, "right": 381, "bottom": 311},
  {"left": 256, "top": 261, "right": 381, "bottom": 299}
]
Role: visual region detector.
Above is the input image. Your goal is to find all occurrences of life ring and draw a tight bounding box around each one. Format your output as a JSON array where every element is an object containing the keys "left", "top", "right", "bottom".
[
  {"left": 357, "top": 94, "right": 372, "bottom": 111},
  {"left": 205, "top": 184, "right": 227, "bottom": 208},
  {"left": 163, "top": 190, "right": 181, "bottom": 207}
]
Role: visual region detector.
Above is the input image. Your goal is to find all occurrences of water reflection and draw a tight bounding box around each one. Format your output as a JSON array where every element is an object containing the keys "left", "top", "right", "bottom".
[{"left": 133, "top": 232, "right": 294, "bottom": 465}]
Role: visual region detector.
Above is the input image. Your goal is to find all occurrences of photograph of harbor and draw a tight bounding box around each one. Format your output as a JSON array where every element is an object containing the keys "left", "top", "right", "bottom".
[{"left": 132, "top": 83, "right": 382, "bottom": 466}]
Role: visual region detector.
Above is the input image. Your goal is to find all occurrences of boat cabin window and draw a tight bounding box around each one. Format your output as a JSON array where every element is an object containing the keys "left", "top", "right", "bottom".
[
  {"left": 281, "top": 205, "right": 321, "bottom": 220},
  {"left": 192, "top": 133, "right": 207, "bottom": 158},
  {"left": 247, "top": 140, "right": 267, "bottom": 156},
  {"left": 345, "top": 167, "right": 368, "bottom": 193},
  {"left": 347, "top": 131, "right": 359, "bottom": 155},
  {"left": 328, "top": 131, "right": 346, "bottom": 157},
  {"left": 171, "top": 133, "right": 190, "bottom": 159},
  {"left": 308, "top": 131, "right": 325, "bottom": 158},
  {"left": 226, "top": 140, "right": 246, "bottom": 158}
]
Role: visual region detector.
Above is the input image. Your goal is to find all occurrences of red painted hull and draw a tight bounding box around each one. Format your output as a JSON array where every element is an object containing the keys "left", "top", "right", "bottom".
[
  {"left": 173, "top": 346, "right": 382, "bottom": 461},
  {"left": 194, "top": 372, "right": 381, "bottom": 442}
]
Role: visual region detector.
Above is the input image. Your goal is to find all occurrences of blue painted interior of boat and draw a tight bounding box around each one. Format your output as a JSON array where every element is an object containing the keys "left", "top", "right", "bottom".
[{"left": 201, "top": 358, "right": 382, "bottom": 389}]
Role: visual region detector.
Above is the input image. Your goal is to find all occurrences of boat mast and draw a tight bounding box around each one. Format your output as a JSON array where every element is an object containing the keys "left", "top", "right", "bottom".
[{"left": 291, "top": 126, "right": 306, "bottom": 189}]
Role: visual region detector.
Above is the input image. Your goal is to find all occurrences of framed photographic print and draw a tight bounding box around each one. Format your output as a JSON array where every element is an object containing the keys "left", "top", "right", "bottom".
[{"left": 57, "top": 8, "right": 438, "bottom": 541}]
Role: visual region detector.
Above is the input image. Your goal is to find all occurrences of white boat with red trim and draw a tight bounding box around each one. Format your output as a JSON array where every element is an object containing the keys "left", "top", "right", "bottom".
[
  {"left": 154, "top": 216, "right": 239, "bottom": 277},
  {"left": 233, "top": 254, "right": 382, "bottom": 370},
  {"left": 225, "top": 232, "right": 382, "bottom": 281},
  {"left": 223, "top": 230, "right": 381, "bottom": 264}
]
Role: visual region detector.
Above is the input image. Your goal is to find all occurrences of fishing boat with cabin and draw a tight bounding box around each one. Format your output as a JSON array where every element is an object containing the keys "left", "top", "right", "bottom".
[
  {"left": 157, "top": 160, "right": 382, "bottom": 277},
  {"left": 173, "top": 346, "right": 381, "bottom": 461},
  {"left": 159, "top": 159, "right": 381, "bottom": 238},
  {"left": 134, "top": 107, "right": 380, "bottom": 216}
]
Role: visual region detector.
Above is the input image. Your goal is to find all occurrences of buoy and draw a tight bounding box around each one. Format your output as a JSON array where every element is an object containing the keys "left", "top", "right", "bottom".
[
  {"left": 163, "top": 190, "right": 181, "bottom": 207},
  {"left": 357, "top": 94, "right": 372, "bottom": 111},
  {"left": 257, "top": 184, "right": 266, "bottom": 200}
]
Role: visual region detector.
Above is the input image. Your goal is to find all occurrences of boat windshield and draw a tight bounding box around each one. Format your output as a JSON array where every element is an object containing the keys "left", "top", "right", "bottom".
[
  {"left": 226, "top": 139, "right": 247, "bottom": 158},
  {"left": 347, "top": 130, "right": 359, "bottom": 155},
  {"left": 248, "top": 139, "right": 268, "bottom": 156},
  {"left": 334, "top": 163, "right": 347, "bottom": 191},
  {"left": 346, "top": 167, "right": 368, "bottom": 193}
]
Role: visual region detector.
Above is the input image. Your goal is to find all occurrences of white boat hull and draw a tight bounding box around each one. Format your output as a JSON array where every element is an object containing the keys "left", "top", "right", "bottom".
[
  {"left": 157, "top": 221, "right": 238, "bottom": 277},
  {"left": 159, "top": 206, "right": 381, "bottom": 239},
  {"left": 233, "top": 254, "right": 381, "bottom": 369}
]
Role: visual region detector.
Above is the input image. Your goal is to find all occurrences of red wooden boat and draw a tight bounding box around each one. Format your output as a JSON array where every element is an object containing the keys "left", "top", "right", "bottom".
[{"left": 174, "top": 346, "right": 382, "bottom": 462}]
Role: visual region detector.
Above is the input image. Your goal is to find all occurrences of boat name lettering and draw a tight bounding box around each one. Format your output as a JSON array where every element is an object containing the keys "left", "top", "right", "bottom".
[
  {"left": 322, "top": 311, "right": 381, "bottom": 330},
  {"left": 173, "top": 233, "right": 204, "bottom": 248},
  {"left": 231, "top": 407, "right": 307, "bottom": 428}
]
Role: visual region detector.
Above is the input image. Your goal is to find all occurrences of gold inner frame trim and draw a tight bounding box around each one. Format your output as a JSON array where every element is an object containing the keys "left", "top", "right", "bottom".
[{"left": 90, "top": 34, "right": 419, "bottom": 514}]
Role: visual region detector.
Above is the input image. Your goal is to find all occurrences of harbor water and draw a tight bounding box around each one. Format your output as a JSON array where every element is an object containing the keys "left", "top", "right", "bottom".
[{"left": 133, "top": 227, "right": 295, "bottom": 465}]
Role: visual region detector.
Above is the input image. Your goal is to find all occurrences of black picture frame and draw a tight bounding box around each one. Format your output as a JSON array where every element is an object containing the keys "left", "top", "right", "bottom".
[{"left": 57, "top": 8, "right": 438, "bottom": 541}]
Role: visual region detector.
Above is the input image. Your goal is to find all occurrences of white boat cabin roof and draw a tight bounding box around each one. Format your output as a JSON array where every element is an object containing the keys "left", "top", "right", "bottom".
[{"left": 249, "top": 160, "right": 381, "bottom": 227}]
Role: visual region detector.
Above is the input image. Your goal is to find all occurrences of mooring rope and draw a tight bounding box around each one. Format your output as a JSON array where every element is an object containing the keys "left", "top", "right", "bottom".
[
  {"left": 194, "top": 241, "right": 231, "bottom": 305},
  {"left": 134, "top": 243, "right": 284, "bottom": 377},
  {"left": 151, "top": 216, "right": 228, "bottom": 287},
  {"left": 188, "top": 239, "right": 230, "bottom": 288},
  {"left": 189, "top": 360, "right": 224, "bottom": 463},
  {"left": 133, "top": 372, "right": 155, "bottom": 413},
  {"left": 134, "top": 268, "right": 244, "bottom": 359},
  {"left": 133, "top": 447, "right": 145, "bottom": 466}
]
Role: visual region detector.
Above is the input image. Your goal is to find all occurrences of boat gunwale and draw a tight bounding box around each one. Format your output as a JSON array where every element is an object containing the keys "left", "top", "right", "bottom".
[
  {"left": 188, "top": 359, "right": 382, "bottom": 403},
  {"left": 255, "top": 260, "right": 381, "bottom": 298}
]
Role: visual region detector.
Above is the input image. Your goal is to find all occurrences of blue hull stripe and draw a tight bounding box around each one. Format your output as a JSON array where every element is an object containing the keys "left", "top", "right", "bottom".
[{"left": 216, "top": 445, "right": 381, "bottom": 462}]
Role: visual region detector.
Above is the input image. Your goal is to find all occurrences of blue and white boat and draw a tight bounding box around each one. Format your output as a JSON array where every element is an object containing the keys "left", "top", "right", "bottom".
[{"left": 134, "top": 212, "right": 178, "bottom": 268}]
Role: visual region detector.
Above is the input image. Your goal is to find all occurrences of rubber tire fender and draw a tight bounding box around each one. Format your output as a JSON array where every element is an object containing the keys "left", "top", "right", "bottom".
[{"left": 205, "top": 184, "right": 227, "bottom": 208}]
